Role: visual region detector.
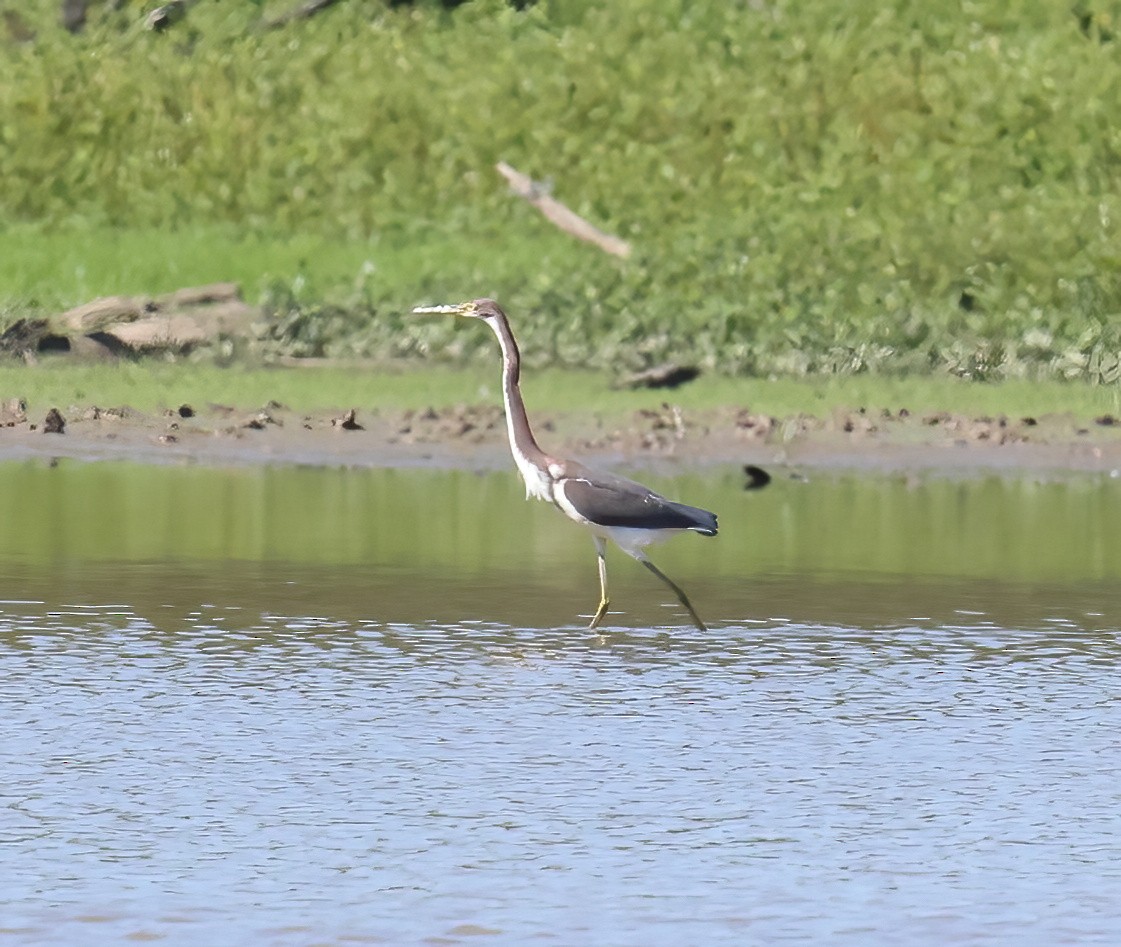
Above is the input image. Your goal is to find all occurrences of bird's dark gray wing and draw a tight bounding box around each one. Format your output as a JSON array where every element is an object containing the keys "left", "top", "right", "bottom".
[{"left": 558, "top": 471, "right": 718, "bottom": 534}]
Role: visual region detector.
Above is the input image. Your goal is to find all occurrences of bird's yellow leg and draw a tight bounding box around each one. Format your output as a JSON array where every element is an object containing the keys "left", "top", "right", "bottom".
[
  {"left": 589, "top": 537, "right": 610, "bottom": 629},
  {"left": 641, "top": 559, "right": 707, "bottom": 632}
]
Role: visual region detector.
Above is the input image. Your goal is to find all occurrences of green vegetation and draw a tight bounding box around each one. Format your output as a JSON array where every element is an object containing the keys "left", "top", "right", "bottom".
[
  {"left": 2, "top": 361, "right": 1118, "bottom": 421},
  {"left": 2, "top": 0, "right": 1120, "bottom": 382}
]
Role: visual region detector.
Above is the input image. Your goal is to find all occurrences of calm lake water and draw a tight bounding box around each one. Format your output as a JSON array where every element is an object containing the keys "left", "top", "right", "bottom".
[{"left": 2, "top": 460, "right": 1120, "bottom": 945}]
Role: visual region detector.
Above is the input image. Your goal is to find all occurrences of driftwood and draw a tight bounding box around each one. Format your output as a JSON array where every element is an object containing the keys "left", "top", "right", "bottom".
[
  {"left": 495, "top": 162, "right": 632, "bottom": 259},
  {"left": 60, "top": 296, "right": 149, "bottom": 335},
  {"left": 88, "top": 283, "right": 257, "bottom": 350},
  {"left": 0, "top": 283, "right": 260, "bottom": 359}
]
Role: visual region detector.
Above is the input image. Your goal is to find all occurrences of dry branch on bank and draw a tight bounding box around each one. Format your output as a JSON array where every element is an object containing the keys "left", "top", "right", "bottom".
[{"left": 495, "top": 162, "right": 632, "bottom": 259}]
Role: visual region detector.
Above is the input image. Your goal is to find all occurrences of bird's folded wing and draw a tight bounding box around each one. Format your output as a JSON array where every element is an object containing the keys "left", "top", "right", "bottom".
[{"left": 558, "top": 476, "right": 710, "bottom": 531}]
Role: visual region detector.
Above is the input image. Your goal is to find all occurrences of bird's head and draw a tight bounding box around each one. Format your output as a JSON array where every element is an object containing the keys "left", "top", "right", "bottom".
[{"left": 411, "top": 298, "right": 505, "bottom": 324}]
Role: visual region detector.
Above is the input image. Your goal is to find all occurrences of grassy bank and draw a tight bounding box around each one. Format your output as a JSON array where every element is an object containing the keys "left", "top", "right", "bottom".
[
  {"left": 1, "top": 0, "right": 1119, "bottom": 380},
  {"left": 2, "top": 361, "right": 1118, "bottom": 422}
]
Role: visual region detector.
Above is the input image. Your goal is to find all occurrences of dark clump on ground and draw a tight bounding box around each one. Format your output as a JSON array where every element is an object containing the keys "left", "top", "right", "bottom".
[{"left": 42, "top": 408, "right": 66, "bottom": 434}]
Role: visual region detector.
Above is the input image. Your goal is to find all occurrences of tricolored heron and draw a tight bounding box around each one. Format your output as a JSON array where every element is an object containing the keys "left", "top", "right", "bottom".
[{"left": 411, "top": 298, "right": 718, "bottom": 630}]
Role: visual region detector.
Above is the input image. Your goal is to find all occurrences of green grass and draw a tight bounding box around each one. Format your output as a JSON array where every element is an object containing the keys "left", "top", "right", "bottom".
[
  {"left": 0, "top": 225, "right": 376, "bottom": 311},
  {"left": 0, "top": 224, "right": 570, "bottom": 313},
  {"left": 2, "top": 0, "right": 1120, "bottom": 381},
  {"left": 2, "top": 360, "right": 1117, "bottom": 421}
]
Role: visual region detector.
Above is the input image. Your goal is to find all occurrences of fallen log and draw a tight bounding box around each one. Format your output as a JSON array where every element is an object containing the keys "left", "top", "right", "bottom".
[{"left": 0, "top": 283, "right": 260, "bottom": 359}]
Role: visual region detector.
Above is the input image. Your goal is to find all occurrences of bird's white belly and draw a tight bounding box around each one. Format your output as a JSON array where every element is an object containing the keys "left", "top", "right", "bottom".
[{"left": 588, "top": 524, "right": 679, "bottom": 558}]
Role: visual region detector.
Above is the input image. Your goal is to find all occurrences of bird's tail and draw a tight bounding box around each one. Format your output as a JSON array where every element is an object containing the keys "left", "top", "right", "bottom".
[{"left": 669, "top": 501, "right": 718, "bottom": 537}]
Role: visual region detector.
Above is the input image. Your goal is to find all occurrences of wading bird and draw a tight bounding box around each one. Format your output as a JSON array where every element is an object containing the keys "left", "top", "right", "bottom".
[{"left": 411, "top": 298, "right": 718, "bottom": 630}]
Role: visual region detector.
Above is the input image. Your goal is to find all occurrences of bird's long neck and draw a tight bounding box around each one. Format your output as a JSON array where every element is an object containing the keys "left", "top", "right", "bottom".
[{"left": 485, "top": 312, "right": 553, "bottom": 496}]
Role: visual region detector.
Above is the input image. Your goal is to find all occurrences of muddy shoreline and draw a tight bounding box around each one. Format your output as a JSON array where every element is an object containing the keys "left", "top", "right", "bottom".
[{"left": 2, "top": 399, "right": 1120, "bottom": 476}]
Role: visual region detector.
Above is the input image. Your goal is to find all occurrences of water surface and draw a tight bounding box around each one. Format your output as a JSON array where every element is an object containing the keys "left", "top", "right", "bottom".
[{"left": 2, "top": 461, "right": 1119, "bottom": 944}]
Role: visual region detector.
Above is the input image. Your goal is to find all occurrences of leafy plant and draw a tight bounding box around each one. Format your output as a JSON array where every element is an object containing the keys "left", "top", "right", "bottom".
[{"left": 0, "top": 0, "right": 1118, "bottom": 381}]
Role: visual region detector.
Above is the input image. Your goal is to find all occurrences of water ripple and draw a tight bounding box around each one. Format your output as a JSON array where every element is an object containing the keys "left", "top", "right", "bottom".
[{"left": 2, "top": 593, "right": 1121, "bottom": 946}]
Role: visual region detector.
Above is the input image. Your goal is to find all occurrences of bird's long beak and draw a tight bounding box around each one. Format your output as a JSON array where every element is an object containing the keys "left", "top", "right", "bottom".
[{"left": 411, "top": 302, "right": 474, "bottom": 317}]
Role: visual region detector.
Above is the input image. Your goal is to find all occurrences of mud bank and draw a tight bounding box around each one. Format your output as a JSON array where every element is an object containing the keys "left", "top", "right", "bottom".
[{"left": 2, "top": 398, "right": 1119, "bottom": 476}]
